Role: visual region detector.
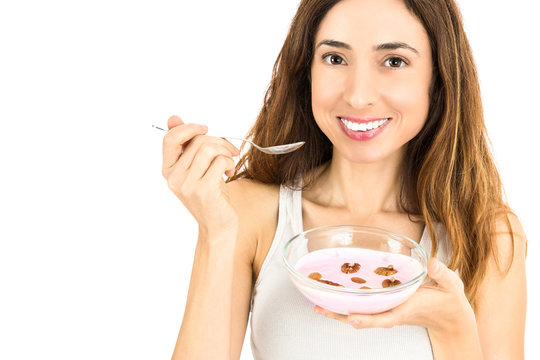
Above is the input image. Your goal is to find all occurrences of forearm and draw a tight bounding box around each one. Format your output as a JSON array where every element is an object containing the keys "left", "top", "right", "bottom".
[
  {"left": 172, "top": 230, "right": 237, "bottom": 360},
  {"left": 429, "top": 309, "right": 484, "bottom": 360}
]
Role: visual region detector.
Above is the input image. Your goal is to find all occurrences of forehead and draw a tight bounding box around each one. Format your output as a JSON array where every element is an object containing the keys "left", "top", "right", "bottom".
[{"left": 315, "top": 0, "right": 429, "bottom": 52}]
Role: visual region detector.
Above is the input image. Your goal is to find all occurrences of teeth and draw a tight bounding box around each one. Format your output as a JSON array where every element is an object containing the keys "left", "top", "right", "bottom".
[{"left": 340, "top": 118, "right": 389, "bottom": 132}]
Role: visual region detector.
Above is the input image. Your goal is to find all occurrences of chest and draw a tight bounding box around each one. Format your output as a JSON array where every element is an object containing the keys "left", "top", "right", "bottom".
[
  {"left": 252, "top": 193, "right": 425, "bottom": 281},
  {"left": 301, "top": 199, "right": 425, "bottom": 244}
]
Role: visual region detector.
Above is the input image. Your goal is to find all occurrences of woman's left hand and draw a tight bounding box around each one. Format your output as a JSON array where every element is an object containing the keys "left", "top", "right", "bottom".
[{"left": 314, "top": 257, "right": 475, "bottom": 334}]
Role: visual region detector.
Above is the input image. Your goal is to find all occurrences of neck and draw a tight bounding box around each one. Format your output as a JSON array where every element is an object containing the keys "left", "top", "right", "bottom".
[{"left": 307, "top": 150, "right": 404, "bottom": 217}]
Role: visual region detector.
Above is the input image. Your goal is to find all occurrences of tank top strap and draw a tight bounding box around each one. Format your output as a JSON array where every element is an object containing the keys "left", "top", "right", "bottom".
[
  {"left": 419, "top": 223, "right": 453, "bottom": 267},
  {"left": 290, "top": 184, "right": 303, "bottom": 236}
]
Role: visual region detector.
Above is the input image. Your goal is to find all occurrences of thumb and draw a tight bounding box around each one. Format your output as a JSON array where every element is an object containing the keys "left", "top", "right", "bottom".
[
  {"left": 167, "top": 115, "right": 184, "bottom": 130},
  {"left": 427, "top": 257, "right": 463, "bottom": 291}
]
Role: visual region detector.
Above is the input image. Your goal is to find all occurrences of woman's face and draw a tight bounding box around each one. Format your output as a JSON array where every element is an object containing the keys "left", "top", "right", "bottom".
[{"left": 310, "top": 0, "right": 433, "bottom": 164}]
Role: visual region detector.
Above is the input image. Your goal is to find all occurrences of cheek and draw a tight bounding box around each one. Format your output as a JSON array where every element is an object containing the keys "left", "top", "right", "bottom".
[
  {"left": 310, "top": 73, "right": 343, "bottom": 139},
  {"left": 311, "top": 72, "right": 343, "bottom": 114},
  {"left": 380, "top": 76, "right": 430, "bottom": 124}
]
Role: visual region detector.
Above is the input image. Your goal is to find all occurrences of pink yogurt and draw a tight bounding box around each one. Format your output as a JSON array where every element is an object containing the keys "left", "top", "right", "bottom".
[{"left": 292, "top": 247, "right": 425, "bottom": 314}]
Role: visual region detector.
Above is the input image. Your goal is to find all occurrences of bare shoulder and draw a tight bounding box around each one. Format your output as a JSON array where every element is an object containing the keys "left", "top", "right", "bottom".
[
  {"left": 476, "top": 209, "right": 527, "bottom": 306},
  {"left": 226, "top": 178, "right": 280, "bottom": 218},
  {"left": 491, "top": 210, "right": 528, "bottom": 274},
  {"left": 225, "top": 178, "right": 280, "bottom": 263}
]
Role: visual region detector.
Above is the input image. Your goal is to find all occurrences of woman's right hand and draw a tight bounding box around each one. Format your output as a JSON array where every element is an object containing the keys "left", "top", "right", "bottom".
[{"left": 161, "top": 115, "right": 241, "bottom": 235}]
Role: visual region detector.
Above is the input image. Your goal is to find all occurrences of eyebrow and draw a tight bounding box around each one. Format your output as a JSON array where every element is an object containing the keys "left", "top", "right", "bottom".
[{"left": 315, "top": 39, "right": 419, "bottom": 55}]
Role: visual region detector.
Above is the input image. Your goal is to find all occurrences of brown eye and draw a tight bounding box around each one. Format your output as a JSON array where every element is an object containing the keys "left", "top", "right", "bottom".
[
  {"left": 385, "top": 57, "right": 406, "bottom": 69},
  {"left": 324, "top": 54, "right": 345, "bottom": 65}
]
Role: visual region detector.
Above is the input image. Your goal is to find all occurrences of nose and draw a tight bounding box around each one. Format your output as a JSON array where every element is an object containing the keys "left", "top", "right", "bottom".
[{"left": 343, "top": 64, "right": 378, "bottom": 108}]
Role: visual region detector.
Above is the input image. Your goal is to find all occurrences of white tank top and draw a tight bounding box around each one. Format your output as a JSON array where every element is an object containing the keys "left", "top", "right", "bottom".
[{"left": 249, "top": 184, "right": 453, "bottom": 360}]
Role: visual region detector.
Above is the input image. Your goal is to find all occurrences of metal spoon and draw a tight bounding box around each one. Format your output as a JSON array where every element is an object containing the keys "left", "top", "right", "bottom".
[{"left": 152, "top": 125, "right": 305, "bottom": 155}]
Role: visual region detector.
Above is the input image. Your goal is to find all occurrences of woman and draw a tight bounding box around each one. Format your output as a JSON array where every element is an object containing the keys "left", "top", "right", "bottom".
[{"left": 162, "top": 0, "right": 527, "bottom": 358}]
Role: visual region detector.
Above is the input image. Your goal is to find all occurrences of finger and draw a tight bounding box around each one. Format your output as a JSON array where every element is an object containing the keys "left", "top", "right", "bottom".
[
  {"left": 313, "top": 306, "right": 349, "bottom": 323},
  {"left": 166, "top": 146, "right": 232, "bottom": 198},
  {"left": 426, "top": 257, "right": 464, "bottom": 292},
  {"left": 202, "top": 155, "right": 236, "bottom": 185},
  {"left": 179, "top": 136, "right": 239, "bottom": 170},
  {"left": 185, "top": 136, "right": 240, "bottom": 161},
  {"left": 162, "top": 123, "right": 208, "bottom": 170},
  {"left": 347, "top": 308, "right": 402, "bottom": 329},
  {"left": 224, "top": 168, "right": 235, "bottom": 178},
  {"left": 218, "top": 138, "right": 241, "bottom": 158},
  {"left": 185, "top": 142, "right": 237, "bottom": 181},
  {"left": 177, "top": 135, "right": 237, "bottom": 173},
  {"left": 167, "top": 115, "right": 184, "bottom": 130},
  {"left": 315, "top": 305, "right": 402, "bottom": 330}
]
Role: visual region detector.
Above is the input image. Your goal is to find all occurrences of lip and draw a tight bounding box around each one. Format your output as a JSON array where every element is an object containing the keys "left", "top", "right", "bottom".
[{"left": 337, "top": 116, "right": 391, "bottom": 141}]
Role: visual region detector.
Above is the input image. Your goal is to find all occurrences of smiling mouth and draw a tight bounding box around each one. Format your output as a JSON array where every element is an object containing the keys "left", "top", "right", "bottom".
[{"left": 339, "top": 117, "right": 390, "bottom": 132}]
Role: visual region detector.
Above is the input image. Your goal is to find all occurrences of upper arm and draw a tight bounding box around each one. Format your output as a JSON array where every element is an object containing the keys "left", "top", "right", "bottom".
[
  {"left": 475, "top": 212, "right": 527, "bottom": 359},
  {"left": 226, "top": 179, "right": 279, "bottom": 360},
  {"left": 229, "top": 243, "right": 254, "bottom": 360}
]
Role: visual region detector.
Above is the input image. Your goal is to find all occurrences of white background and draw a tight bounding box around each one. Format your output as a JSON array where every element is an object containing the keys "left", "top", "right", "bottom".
[{"left": 0, "top": 0, "right": 537, "bottom": 359}]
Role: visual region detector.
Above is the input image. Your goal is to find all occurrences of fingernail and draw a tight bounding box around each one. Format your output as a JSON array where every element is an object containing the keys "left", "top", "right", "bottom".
[{"left": 349, "top": 319, "right": 360, "bottom": 326}]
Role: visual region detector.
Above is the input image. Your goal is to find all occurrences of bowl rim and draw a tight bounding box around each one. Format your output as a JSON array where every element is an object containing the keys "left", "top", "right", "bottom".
[{"left": 282, "top": 224, "right": 429, "bottom": 294}]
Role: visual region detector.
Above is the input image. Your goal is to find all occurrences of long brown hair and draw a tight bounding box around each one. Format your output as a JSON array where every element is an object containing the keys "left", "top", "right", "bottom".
[{"left": 229, "top": 0, "right": 514, "bottom": 311}]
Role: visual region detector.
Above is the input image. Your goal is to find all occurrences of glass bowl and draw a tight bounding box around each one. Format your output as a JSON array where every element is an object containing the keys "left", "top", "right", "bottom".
[{"left": 283, "top": 225, "right": 429, "bottom": 315}]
